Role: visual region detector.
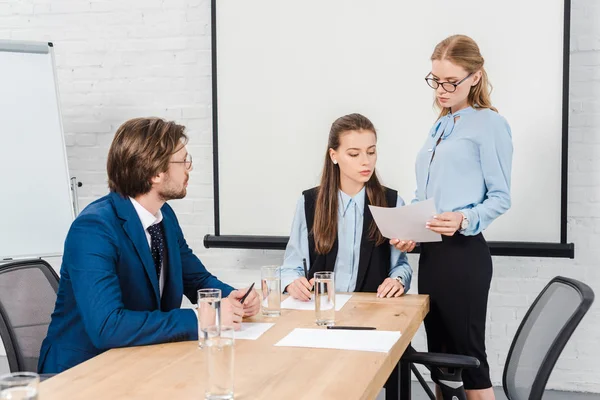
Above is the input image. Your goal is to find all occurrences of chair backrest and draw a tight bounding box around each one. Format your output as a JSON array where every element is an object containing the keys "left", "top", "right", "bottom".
[
  {"left": 0, "top": 259, "right": 59, "bottom": 372},
  {"left": 503, "top": 276, "right": 594, "bottom": 400}
]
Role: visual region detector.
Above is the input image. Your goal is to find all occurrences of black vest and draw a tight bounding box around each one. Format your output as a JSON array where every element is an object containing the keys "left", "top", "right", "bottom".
[{"left": 303, "top": 186, "right": 398, "bottom": 293}]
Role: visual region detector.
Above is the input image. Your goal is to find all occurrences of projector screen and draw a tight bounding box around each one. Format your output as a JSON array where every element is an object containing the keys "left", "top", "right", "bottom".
[{"left": 210, "top": 0, "right": 571, "bottom": 255}]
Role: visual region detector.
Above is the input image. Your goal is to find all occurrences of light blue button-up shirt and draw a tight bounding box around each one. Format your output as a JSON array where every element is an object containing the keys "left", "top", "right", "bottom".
[
  {"left": 281, "top": 187, "right": 412, "bottom": 293},
  {"left": 414, "top": 107, "right": 513, "bottom": 236}
]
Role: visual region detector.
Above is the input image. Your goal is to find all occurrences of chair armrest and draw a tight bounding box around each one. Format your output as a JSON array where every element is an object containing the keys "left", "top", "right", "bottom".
[{"left": 402, "top": 351, "right": 480, "bottom": 369}]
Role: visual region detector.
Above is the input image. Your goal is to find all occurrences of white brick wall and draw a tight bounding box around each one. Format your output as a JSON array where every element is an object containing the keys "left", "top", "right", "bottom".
[{"left": 2, "top": 0, "right": 599, "bottom": 393}]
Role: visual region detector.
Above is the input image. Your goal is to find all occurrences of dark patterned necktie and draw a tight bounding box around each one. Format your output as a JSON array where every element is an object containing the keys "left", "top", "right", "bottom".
[{"left": 147, "top": 222, "right": 165, "bottom": 280}]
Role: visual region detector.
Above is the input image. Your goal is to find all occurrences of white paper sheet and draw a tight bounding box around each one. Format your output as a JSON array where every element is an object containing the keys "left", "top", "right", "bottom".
[
  {"left": 274, "top": 328, "right": 401, "bottom": 353},
  {"left": 368, "top": 198, "right": 441, "bottom": 242},
  {"left": 234, "top": 323, "right": 275, "bottom": 340},
  {"left": 281, "top": 294, "right": 352, "bottom": 311}
]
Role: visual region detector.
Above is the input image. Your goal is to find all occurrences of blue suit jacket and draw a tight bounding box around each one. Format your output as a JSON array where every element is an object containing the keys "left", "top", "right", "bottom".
[{"left": 38, "top": 192, "right": 234, "bottom": 373}]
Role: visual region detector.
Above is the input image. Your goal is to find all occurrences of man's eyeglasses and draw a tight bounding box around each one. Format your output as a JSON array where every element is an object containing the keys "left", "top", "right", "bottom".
[
  {"left": 425, "top": 72, "right": 473, "bottom": 93},
  {"left": 170, "top": 153, "right": 193, "bottom": 170}
]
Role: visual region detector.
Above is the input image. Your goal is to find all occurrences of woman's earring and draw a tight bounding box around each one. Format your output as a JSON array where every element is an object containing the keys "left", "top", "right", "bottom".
[{"left": 333, "top": 159, "right": 338, "bottom": 165}]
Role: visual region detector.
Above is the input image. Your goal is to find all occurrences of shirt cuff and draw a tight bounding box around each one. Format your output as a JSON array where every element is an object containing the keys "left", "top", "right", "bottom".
[
  {"left": 388, "top": 273, "right": 403, "bottom": 285},
  {"left": 459, "top": 208, "right": 477, "bottom": 236}
]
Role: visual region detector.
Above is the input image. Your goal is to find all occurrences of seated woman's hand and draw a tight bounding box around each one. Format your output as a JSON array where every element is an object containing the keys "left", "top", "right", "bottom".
[
  {"left": 285, "top": 277, "right": 314, "bottom": 301},
  {"left": 377, "top": 277, "right": 405, "bottom": 298},
  {"left": 390, "top": 239, "right": 416, "bottom": 252}
]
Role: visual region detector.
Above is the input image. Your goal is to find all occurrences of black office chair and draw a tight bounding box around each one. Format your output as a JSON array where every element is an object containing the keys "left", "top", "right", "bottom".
[
  {"left": 0, "top": 259, "right": 59, "bottom": 373},
  {"left": 402, "top": 276, "right": 595, "bottom": 400}
]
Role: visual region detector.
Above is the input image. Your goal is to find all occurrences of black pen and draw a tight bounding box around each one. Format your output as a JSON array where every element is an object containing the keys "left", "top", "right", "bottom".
[
  {"left": 302, "top": 258, "right": 308, "bottom": 280},
  {"left": 239, "top": 282, "right": 255, "bottom": 304},
  {"left": 327, "top": 326, "right": 376, "bottom": 330}
]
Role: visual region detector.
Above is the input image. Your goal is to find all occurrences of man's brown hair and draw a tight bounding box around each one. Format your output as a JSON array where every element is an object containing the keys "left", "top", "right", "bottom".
[{"left": 107, "top": 117, "right": 188, "bottom": 197}]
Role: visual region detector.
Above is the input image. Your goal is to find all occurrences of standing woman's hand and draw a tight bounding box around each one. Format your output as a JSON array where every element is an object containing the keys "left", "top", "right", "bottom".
[{"left": 426, "top": 212, "right": 463, "bottom": 236}]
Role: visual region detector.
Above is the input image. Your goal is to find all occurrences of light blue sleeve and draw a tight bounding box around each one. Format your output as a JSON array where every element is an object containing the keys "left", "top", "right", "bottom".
[
  {"left": 461, "top": 116, "right": 513, "bottom": 236},
  {"left": 388, "top": 195, "right": 413, "bottom": 293},
  {"left": 411, "top": 189, "right": 419, "bottom": 204},
  {"left": 281, "top": 195, "right": 310, "bottom": 293}
]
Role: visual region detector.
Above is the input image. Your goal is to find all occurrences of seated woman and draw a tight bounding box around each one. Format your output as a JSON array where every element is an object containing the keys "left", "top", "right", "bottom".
[{"left": 281, "top": 113, "right": 412, "bottom": 300}]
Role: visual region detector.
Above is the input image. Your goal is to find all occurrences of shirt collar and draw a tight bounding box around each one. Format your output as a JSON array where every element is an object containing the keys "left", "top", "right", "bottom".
[
  {"left": 129, "top": 197, "right": 163, "bottom": 230},
  {"left": 339, "top": 186, "right": 366, "bottom": 217},
  {"left": 430, "top": 106, "right": 476, "bottom": 139}
]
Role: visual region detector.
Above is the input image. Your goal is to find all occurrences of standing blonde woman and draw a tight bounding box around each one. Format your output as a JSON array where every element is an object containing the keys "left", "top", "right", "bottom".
[{"left": 393, "top": 35, "right": 513, "bottom": 400}]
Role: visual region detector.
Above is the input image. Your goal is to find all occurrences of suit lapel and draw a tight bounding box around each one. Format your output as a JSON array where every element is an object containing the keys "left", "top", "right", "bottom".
[
  {"left": 111, "top": 192, "right": 160, "bottom": 305},
  {"left": 160, "top": 210, "right": 181, "bottom": 310},
  {"left": 355, "top": 197, "right": 375, "bottom": 291}
]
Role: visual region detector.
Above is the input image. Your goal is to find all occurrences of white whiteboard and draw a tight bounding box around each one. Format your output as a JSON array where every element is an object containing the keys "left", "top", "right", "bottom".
[
  {"left": 215, "top": 0, "right": 565, "bottom": 243},
  {"left": 0, "top": 41, "right": 74, "bottom": 259}
]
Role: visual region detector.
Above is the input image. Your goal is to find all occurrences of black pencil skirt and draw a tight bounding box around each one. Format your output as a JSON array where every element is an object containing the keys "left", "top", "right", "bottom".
[{"left": 418, "top": 232, "right": 493, "bottom": 390}]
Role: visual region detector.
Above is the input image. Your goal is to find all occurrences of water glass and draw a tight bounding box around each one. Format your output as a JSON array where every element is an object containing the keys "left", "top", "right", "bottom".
[
  {"left": 204, "top": 325, "right": 235, "bottom": 400},
  {"left": 197, "top": 288, "right": 222, "bottom": 348},
  {"left": 261, "top": 266, "right": 281, "bottom": 317},
  {"left": 0, "top": 372, "right": 39, "bottom": 400},
  {"left": 314, "top": 271, "right": 335, "bottom": 326}
]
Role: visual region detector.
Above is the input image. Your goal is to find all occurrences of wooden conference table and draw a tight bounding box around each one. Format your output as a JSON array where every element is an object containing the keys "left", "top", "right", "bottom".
[{"left": 39, "top": 293, "right": 429, "bottom": 400}]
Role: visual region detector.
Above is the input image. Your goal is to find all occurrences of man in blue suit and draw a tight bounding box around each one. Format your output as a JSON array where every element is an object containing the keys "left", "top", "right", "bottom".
[{"left": 39, "top": 117, "right": 260, "bottom": 373}]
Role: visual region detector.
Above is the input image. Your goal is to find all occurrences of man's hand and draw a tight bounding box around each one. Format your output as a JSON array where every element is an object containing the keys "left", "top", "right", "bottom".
[
  {"left": 229, "top": 287, "right": 260, "bottom": 317},
  {"left": 221, "top": 297, "right": 244, "bottom": 330},
  {"left": 285, "top": 277, "right": 314, "bottom": 301}
]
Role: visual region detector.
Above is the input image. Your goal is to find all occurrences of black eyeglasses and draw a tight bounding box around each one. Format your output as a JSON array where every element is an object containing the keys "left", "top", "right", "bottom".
[
  {"left": 425, "top": 72, "right": 473, "bottom": 93},
  {"left": 170, "top": 153, "right": 193, "bottom": 170}
]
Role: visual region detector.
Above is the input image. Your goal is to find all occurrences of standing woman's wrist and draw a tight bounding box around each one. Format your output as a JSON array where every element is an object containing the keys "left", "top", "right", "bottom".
[{"left": 458, "top": 211, "right": 469, "bottom": 232}]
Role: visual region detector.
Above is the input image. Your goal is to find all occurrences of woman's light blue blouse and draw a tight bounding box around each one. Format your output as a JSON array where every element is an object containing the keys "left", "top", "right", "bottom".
[
  {"left": 280, "top": 187, "right": 412, "bottom": 293},
  {"left": 414, "top": 106, "right": 513, "bottom": 236}
]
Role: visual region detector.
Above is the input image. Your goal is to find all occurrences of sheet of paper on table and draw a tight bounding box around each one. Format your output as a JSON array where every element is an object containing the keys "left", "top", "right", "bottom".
[
  {"left": 234, "top": 323, "right": 275, "bottom": 340},
  {"left": 275, "top": 328, "right": 401, "bottom": 353},
  {"left": 281, "top": 294, "right": 352, "bottom": 311}
]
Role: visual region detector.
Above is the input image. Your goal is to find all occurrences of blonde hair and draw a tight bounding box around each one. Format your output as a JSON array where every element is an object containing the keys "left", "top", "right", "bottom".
[{"left": 431, "top": 34, "right": 497, "bottom": 118}]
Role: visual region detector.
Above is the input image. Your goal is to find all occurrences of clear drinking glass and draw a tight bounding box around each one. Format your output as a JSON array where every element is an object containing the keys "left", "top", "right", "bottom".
[
  {"left": 261, "top": 266, "right": 281, "bottom": 317},
  {"left": 197, "top": 288, "right": 222, "bottom": 348},
  {"left": 204, "top": 325, "right": 235, "bottom": 400},
  {"left": 314, "top": 271, "right": 335, "bottom": 326},
  {"left": 0, "top": 372, "right": 39, "bottom": 400}
]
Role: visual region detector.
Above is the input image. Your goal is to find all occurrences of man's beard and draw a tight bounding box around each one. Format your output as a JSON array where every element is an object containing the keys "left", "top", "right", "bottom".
[
  {"left": 158, "top": 173, "right": 187, "bottom": 201},
  {"left": 158, "top": 186, "right": 186, "bottom": 202}
]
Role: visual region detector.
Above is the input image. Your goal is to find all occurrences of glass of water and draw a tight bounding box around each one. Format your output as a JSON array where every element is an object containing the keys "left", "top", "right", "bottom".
[
  {"left": 197, "top": 288, "right": 222, "bottom": 348},
  {"left": 204, "top": 325, "right": 235, "bottom": 400},
  {"left": 261, "top": 265, "right": 281, "bottom": 317},
  {"left": 0, "top": 372, "right": 39, "bottom": 400},
  {"left": 314, "top": 271, "right": 335, "bottom": 326}
]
